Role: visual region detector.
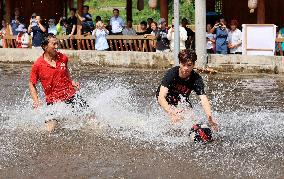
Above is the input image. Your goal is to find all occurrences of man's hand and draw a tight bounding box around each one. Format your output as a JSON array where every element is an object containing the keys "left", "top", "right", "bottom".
[
  {"left": 168, "top": 108, "right": 184, "bottom": 123},
  {"left": 208, "top": 116, "right": 218, "bottom": 131},
  {"left": 72, "top": 81, "right": 80, "bottom": 90},
  {"left": 33, "top": 101, "right": 40, "bottom": 109}
]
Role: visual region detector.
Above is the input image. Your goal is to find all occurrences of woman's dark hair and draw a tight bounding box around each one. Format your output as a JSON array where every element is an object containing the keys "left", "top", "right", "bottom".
[
  {"left": 95, "top": 16, "right": 102, "bottom": 22},
  {"left": 83, "top": 5, "right": 89, "bottom": 10},
  {"left": 113, "top": 8, "right": 119, "bottom": 13},
  {"left": 70, "top": 8, "right": 77, "bottom": 13},
  {"left": 140, "top": 21, "right": 147, "bottom": 26},
  {"left": 41, "top": 33, "right": 56, "bottom": 51},
  {"left": 178, "top": 49, "right": 197, "bottom": 64},
  {"left": 151, "top": 21, "right": 157, "bottom": 27}
]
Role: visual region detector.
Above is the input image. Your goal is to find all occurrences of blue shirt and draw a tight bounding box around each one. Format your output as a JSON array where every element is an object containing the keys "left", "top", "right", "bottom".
[
  {"left": 216, "top": 27, "right": 228, "bottom": 52},
  {"left": 10, "top": 19, "right": 18, "bottom": 35},
  {"left": 31, "top": 26, "right": 45, "bottom": 47},
  {"left": 82, "top": 13, "right": 93, "bottom": 22}
]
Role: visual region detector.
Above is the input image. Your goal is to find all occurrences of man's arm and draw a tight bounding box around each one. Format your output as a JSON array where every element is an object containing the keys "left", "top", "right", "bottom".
[
  {"left": 29, "top": 82, "right": 40, "bottom": 108},
  {"left": 70, "top": 25, "right": 76, "bottom": 36},
  {"left": 158, "top": 86, "right": 183, "bottom": 123},
  {"left": 66, "top": 65, "right": 80, "bottom": 90},
  {"left": 158, "top": 86, "right": 171, "bottom": 113},
  {"left": 76, "top": 13, "right": 85, "bottom": 22},
  {"left": 199, "top": 95, "right": 218, "bottom": 131}
]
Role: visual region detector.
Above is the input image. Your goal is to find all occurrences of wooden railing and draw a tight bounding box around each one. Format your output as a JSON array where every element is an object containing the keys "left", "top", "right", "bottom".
[
  {"left": 2, "top": 35, "right": 157, "bottom": 52},
  {"left": 2, "top": 35, "right": 283, "bottom": 55}
]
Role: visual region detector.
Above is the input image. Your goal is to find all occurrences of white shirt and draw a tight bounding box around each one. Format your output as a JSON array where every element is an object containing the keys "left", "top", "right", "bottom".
[
  {"left": 21, "top": 33, "right": 30, "bottom": 48},
  {"left": 228, "top": 28, "right": 242, "bottom": 53},
  {"left": 206, "top": 32, "right": 216, "bottom": 49},
  {"left": 110, "top": 16, "right": 125, "bottom": 33},
  {"left": 92, "top": 28, "right": 109, "bottom": 51},
  {"left": 167, "top": 26, "right": 188, "bottom": 51},
  {"left": 48, "top": 25, "right": 57, "bottom": 35},
  {"left": 122, "top": 28, "right": 136, "bottom": 36}
]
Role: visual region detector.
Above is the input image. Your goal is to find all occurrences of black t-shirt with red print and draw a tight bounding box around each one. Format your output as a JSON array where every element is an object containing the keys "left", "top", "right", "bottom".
[{"left": 156, "top": 66, "right": 205, "bottom": 106}]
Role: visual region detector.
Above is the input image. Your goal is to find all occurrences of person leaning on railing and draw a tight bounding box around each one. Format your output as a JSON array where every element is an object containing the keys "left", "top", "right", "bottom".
[{"left": 144, "top": 21, "right": 158, "bottom": 50}]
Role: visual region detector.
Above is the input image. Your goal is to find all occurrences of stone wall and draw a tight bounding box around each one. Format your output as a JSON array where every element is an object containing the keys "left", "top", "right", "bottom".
[
  {"left": 207, "top": 54, "right": 284, "bottom": 74},
  {"left": 0, "top": 48, "right": 283, "bottom": 74}
]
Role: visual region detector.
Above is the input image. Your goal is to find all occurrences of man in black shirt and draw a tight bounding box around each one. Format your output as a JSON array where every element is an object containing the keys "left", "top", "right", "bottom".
[
  {"left": 137, "top": 21, "right": 150, "bottom": 35},
  {"left": 156, "top": 50, "right": 218, "bottom": 131},
  {"left": 155, "top": 18, "right": 170, "bottom": 52},
  {"left": 182, "top": 18, "right": 195, "bottom": 50},
  {"left": 66, "top": 8, "right": 78, "bottom": 49}
]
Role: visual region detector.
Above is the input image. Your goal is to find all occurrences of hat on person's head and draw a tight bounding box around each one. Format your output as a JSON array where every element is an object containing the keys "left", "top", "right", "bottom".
[
  {"left": 31, "top": 12, "right": 37, "bottom": 17},
  {"left": 15, "top": 24, "right": 26, "bottom": 32},
  {"left": 158, "top": 18, "right": 166, "bottom": 25}
]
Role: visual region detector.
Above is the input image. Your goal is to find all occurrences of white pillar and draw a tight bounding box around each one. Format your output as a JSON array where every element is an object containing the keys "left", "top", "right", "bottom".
[
  {"left": 195, "top": 0, "right": 207, "bottom": 68},
  {"left": 174, "top": 0, "right": 180, "bottom": 66}
]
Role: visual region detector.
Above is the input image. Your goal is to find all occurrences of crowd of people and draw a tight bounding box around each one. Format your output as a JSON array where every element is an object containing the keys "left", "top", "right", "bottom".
[
  {"left": 2, "top": 7, "right": 283, "bottom": 55},
  {"left": 206, "top": 17, "right": 242, "bottom": 55},
  {"left": 0, "top": 7, "right": 197, "bottom": 52}
]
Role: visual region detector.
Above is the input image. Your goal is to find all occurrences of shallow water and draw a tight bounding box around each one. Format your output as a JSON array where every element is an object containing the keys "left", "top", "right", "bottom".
[{"left": 0, "top": 62, "right": 284, "bottom": 178}]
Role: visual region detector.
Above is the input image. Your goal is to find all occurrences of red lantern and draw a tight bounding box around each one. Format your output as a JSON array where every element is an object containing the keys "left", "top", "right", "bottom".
[
  {"left": 248, "top": 0, "right": 258, "bottom": 13},
  {"left": 149, "top": 0, "right": 158, "bottom": 9}
]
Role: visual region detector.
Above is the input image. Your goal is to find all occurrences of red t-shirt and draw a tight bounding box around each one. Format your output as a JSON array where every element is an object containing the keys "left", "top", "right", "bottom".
[{"left": 30, "top": 52, "right": 76, "bottom": 104}]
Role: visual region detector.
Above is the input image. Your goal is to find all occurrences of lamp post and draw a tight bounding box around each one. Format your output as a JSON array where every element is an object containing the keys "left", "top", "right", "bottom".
[{"left": 173, "top": 0, "right": 180, "bottom": 66}]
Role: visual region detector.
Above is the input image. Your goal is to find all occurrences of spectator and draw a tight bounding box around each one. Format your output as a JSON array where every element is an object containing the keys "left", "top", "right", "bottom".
[
  {"left": 95, "top": 16, "right": 102, "bottom": 23},
  {"left": 66, "top": 8, "right": 77, "bottom": 36},
  {"left": 67, "top": 8, "right": 78, "bottom": 49},
  {"left": 77, "top": 5, "right": 94, "bottom": 34},
  {"left": 56, "top": 17, "right": 68, "bottom": 35},
  {"left": 92, "top": 20, "right": 109, "bottom": 51},
  {"left": 105, "top": 18, "right": 112, "bottom": 35},
  {"left": 48, "top": 18, "right": 57, "bottom": 35},
  {"left": 167, "top": 17, "right": 188, "bottom": 51},
  {"left": 155, "top": 18, "right": 170, "bottom": 52},
  {"left": 148, "top": 21, "right": 158, "bottom": 49},
  {"left": 147, "top": 18, "right": 154, "bottom": 34},
  {"left": 15, "top": 24, "right": 29, "bottom": 48},
  {"left": 21, "top": 28, "right": 30, "bottom": 48},
  {"left": 0, "top": 20, "right": 8, "bottom": 48},
  {"left": 10, "top": 8, "right": 23, "bottom": 35},
  {"left": 181, "top": 18, "right": 195, "bottom": 50},
  {"left": 110, "top": 9, "right": 125, "bottom": 35},
  {"left": 150, "top": 21, "right": 158, "bottom": 34},
  {"left": 137, "top": 21, "right": 149, "bottom": 35},
  {"left": 28, "top": 13, "right": 46, "bottom": 48},
  {"left": 122, "top": 19, "right": 136, "bottom": 35},
  {"left": 206, "top": 24, "right": 216, "bottom": 54},
  {"left": 278, "top": 26, "right": 284, "bottom": 54},
  {"left": 211, "top": 17, "right": 229, "bottom": 54},
  {"left": 15, "top": 20, "right": 25, "bottom": 48},
  {"left": 228, "top": 20, "right": 242, "bottom": 54}
]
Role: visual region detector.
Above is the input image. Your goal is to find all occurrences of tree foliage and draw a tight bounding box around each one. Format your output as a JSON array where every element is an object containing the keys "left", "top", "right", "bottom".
[{"left": 83, "top": 0, "right": 195, "bottom": 24}]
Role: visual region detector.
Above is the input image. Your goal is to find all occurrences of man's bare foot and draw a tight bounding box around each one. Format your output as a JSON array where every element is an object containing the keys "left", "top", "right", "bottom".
[{"left": 45, "top": 119, "right": 58, "bottom": 133}]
